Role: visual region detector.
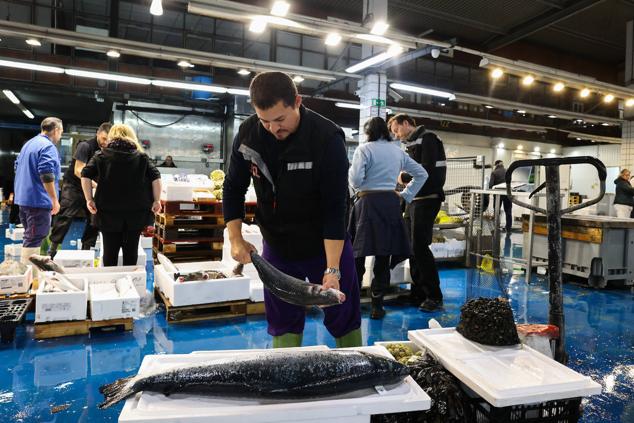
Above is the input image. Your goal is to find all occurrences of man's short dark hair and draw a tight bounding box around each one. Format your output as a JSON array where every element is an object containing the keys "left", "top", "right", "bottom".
[
  {"left": 364, "top": 117, "right": 392, "bottom": 142},
  {"left": 41, "top": 117, "right": 63, "bottom": 133},
  {"left": 495, "top": 160, "right": 503, "bottom": 166},
  {"left": 98, "top": 122, "right": 112, "bottom": 134},
  {"left": 387, "top": 113, "right": 416, "bottom": 128},
  {"left": 249, "top": 72, "right": 298, "bottom": 110}
]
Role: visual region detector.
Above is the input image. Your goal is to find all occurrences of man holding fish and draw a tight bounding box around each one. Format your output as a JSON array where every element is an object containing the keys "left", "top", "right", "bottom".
[{"left": 223, "top": 72, "right": 361, "bottom": 349}]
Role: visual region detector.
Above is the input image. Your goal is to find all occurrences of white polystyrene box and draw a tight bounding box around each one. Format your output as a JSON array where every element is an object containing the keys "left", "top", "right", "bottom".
[
  {"left": 361, "top": 257, "right": 408, "bottom": 288},
  {"left": 445, "top": 239, "right": 466, "bottom": 258},
  {"left": 99, "top": 245, "right": 147, "bottom": 267},
  {"left": 89, "top": 277, "right": 140, "bottom": 321},
  {"left": 221, "top": 226, "right": 263, "bottom": 285},
  {"left": 35, "top": 274, "right": 88, "bottom": 323},
  {"left": 249, "top": 280, "right": 265, "bottom": 302},
  {"left": 118, "top": 345, "right": 431, "bottom": 423},
  {"left": 140, "top": 236, "right": 153, "bottom": 249},
  {"left": 63, "top": 265, "right": 147, "bottom": 297},
  {"left": 5, "top": 227, "right": 24, "bottom": 241},
  {"left": 430, "top": 243, "right": 448, "bottom": 258},
  {"left": 4, "top": 243, "right": 22, "bottom": 257},
  {"left": 403, "top": 260, "right": 413, "bottom": 283},
  {"left": 160, "top": 182, "right": 194, "bottom": 202},
  {"left": 0, "top": 265, "right": 32, "bottom": 295},
  {"left": 155, "top": 263, "right": 250, "bottom": 307},
  {"left": 53, "top": 249, "right": 95, "bottom": 268}
]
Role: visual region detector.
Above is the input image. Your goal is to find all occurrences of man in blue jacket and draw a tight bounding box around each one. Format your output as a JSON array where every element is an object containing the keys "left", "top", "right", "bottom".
[{"left": 14, "top": 117, "right": 63, "bottom": 265}]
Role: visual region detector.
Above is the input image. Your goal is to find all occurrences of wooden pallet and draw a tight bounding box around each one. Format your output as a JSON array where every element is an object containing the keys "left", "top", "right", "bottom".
[
  {"left": 155, "top": 225, "right": 224, "bottom": 243},
  {"left": 34, "top": 318, "right": 133, "bottom": 339},
  {"left": 153, "top": 236, "right": 223, "bottom": 253},
  {"left": 156, "top": 213, "right": 225, "bottom": 227},
  {"left": 161, "top": 200, "right": 223, "bottom": 215},
  {"left": 155, "top": 288, "right": 249, "bottom": 323},
  {"left": 246, "top": 301, "right": 266, "bottom": 315}
]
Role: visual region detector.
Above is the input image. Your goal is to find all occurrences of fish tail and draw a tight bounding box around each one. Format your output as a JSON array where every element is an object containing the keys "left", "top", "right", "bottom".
[{"left": 98, "top": 375, "right": 137, "bottom": 409}]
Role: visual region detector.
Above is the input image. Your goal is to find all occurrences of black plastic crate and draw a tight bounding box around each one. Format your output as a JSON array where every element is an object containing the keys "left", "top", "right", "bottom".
[
  {"left": 468, "top": 397, "right": 582, "bottom": 423},
  {"left": 0, "top": 297, "right": 33, "bottom": 343}
]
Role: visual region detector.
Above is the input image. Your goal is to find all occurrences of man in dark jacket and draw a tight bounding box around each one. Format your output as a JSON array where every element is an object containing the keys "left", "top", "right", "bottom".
[
  {"left": 223, "top": 72, "right": 361, "bottom": 348},
  {"left": 489, "top": 160, "right": 513, "bottom": 232},
  {"left": 389, "top": 114, "right": 446, "bottom": 312},
  {"left": 614, "top": 169, "right": 634, "bottom": 218},
  {"left": 48, "top": 122, "right": 112, "bottom": 257}
]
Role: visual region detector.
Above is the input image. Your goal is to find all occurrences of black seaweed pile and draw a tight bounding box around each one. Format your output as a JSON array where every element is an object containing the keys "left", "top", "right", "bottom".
[
  {"left": 456, "top": 297, "right": 520, "bottom": 346},
  {"left": 371, "top": 355, "right": 469, "bottom": 423}
]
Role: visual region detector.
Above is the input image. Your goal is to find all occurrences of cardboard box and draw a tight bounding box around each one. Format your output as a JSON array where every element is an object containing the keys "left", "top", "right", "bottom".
[
  {"left": 53, "top": 250, "right": 95, "bottom": 268},
  {"left": 89, "top": 277, "right": 140, "bottom": 320},
  {"left": 35, "top": 274, "right": 88, "bottom": 323},
  {"left": 0, "top": 265, "right": 32, "bottom": 295},
  {"left": 155, "top": 263, "right": 250, "bottom": 307},
  {"left": 63, "top": 265, "right": 147, "bottom": 297}
]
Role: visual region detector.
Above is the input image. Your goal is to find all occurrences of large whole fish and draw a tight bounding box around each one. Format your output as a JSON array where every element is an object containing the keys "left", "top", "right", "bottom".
[
  {"left": 99, "top": 350, "right": 409, "bottom": 409},
  {"left": 28, "top": 254, "right": 66, "bottom": 273},
  {"left": 250, "top": 252, "right": 345, "bottom": 306}
]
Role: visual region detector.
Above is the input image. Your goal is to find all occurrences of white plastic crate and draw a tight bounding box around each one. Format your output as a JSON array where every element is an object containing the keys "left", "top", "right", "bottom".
[
  {"left": 0, "top": 265, "right": 32, "bottom": 295},
  {"left": 430, "top": 242, "right": 448, "bottom": 258},
  {"left": 155, "top": 263, "right": 251, "bottom": 307},
  {"left": 63, "top": 265, "right": 147, "bottom": 297},
  {"left": 4, "top": 243, "right": 22, "bottom": 257},
  {"left": 53, "top": 249, "right": 95, "bottom": 268},
  {"left": 5, "top": 227, "right": 24, "bottom": 241},
  {"left": 35, "top": 274, "right": 88, "bottom": 323},
  {"left": 89, "top": 277, "right": 140, "bottom": 320}
]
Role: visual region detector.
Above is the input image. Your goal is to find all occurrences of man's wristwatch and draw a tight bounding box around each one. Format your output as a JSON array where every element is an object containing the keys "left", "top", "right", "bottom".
[{"left": 324, "top": 267, "right": 341, "bottom": 280}]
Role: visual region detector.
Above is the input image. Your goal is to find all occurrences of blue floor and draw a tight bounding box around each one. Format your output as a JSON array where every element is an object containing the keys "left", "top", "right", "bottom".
[{"left": 0, "top": 217, "right": 632, "bottom": 422}]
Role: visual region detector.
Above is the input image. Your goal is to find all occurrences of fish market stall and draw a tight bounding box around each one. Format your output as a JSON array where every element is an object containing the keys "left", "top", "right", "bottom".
[
  {"left": 522, "top": 214, "right": 634, "bottom": 287},
  {"left": 115, "top": 345, "right": 431, "bottom": 423}
]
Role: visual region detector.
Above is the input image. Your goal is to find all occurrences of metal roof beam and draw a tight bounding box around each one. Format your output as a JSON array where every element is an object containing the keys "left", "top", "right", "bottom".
[{"left": 484, "top": 0, "right": 607, "bottom": 51}]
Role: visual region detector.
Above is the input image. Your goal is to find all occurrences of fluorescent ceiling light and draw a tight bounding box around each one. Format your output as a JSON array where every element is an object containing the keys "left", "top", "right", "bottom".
[
  {"left": 106, "top": 50, "right": 120, "bottom": 58},
  {"left": 522, "top": 75, "right": 535, "bottom": 86},
  {"left": 550, "top": 149, "right": 556, "bottom": 154},
  {"left": 150, "top": 0, "right": 163, "bottom": 16},
  {"left": 270, "top": 1, "right": 290, "bottom": 17},
  {"left": 177, "top": 60, "right": 194, "bottom": 68},
  {"left": 484, "top": 104, "right": 494, "bottom": 109},
  {"left": 576, "top": 137, "right": 582, "bottom": 140},
  {"left": 517, "top": 109, "right": 526, "bottom": 114},
  {"left": 626, "top": 99, "right": 634, "bottom": 107},
  {"left": 497, "top": 143, "right": 504, "bottom": 148},
  {"left": 325, "top": 32, "right": 342, "bottom": 46},
  {"left": 66, "top": 69, "right": 151, "bottom": 85},
  {"left": 517, "top": 145, "right": 523, "bottom": 150},
  {"left": 152, "top": 80, "right": 227, "bottom": 93},
  {"left": 390, "top": 83, "right": 456, "bottom": 100},
  {"left": 237, "top": 69, "right": 251, "bottom": 75},
  {"left": 548, "top": 115, "right": 557, "bottom": 118},
  {"left": 371, "top": 21, "right": 389, "bottom": 36},
  {"left": 25, "top": 38, "right": 41, "bottom": 47},
  {"left": 603, "top": 94, "right": 615, "bottom": 103},
  {"left": 553, "top": 82, "right": 565, "bottom": 92},
  {"left": 227, "top": 88, "right": 250, "bottom": 96},
  {"left": 580, "top": 88, "right": 590, "bottom": 98},
  {"left": 534, "top": 146, "right": 540, "bottom": 152},
  {"left": 601, "top": 122, "right": 609, "bottom": 126},
  {"left": 354, "top": 34, "right": 394, "bottom": 45},
  {"left": 23, "top": 108, "right": 35, "bottom": 119},
  {"left": 292, "top": 75, "right": 304, "bottom": 83},
  {"left": 249, "top": 17, "right": 267, "bottom": 33},
  {"left": 2, "top": 90, "right": 20, "bottom": 104},
  {"left": 335, "top": 102, "right": 363, "bottom": 110},
  {"left": 345, "top": 45, "right": 403, "bottom": 73},
  {"left": 0, "top": 59, "right": 64, "bottom": 74},
  {"left": 491, "top": 68, "right": 504, "bottom": 79}
]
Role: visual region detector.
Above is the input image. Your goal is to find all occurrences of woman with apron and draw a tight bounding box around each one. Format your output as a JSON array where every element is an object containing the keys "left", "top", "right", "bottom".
[{"left": 348, "top": 117, "right": 428, "bottom": 319}]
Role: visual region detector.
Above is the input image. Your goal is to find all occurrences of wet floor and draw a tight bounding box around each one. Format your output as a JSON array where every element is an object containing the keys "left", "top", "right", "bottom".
[{"left": 0, "top": 217, "right": 632, "bottom": 422}]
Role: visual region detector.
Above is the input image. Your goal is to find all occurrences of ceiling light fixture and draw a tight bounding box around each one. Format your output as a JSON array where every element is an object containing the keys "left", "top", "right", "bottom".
[
  {"left": 2, "top": 90, "right": 20, "bottom": 104},
  {"left": 152, "top": 79, "right": 227, "bottom": 93},
  {"left": 23, "top": 108, "right": 34, "bottom": 119},
  {"left": 548, "top": 115, "right": 557, "bottom": 118},
  {"left": 65, "top": 69, "right": 152, "bottom": 85},
  {"left": 249, "top": 17, "right": 267, "bottom": 33},
  {"left": 580, "top": 88, "right": 590, "bottom": 98},
  {"left": 345, "top": 44, "right": 403, "bottom": 73},
  {"left": 26, "top": 38, "right": 41, "bottom": 47},
  {"left": 522, "top": 75, "right": 535, "bottom": 86},
  {"left": 150, "top": 0, "right": 163, "bottom": 16},
  {"left": 0, "top": 59, "right": 64, "bottom": 73},
  {"left": 227, "top": 88, "right": 250, "bottom": 96},
  {"left": 237, "top": 69, "right": 251, "bottom": 76},
  {"left": 553, "top": 82, "right": 565, "bottom": 92},
  {"left": 491, "top": 68, "right": 504, "bottom": 79},
  {"left": 370, "top": 21, "right": 389, "bottom": 36},
  {"left": 626, "top": 99, "right": 634, "bottom": 107},
  {"left": 601, "top": 122, "right": 610, "bottom": 126},
  {"left": 497, "top": 143, "right": 505, "bottom": 148},
  {"left": 484, "top": 104, "right": 494, "bottom": 109},
  {"left": 325, "top": 32, "right": 342, "bottom": 46},
  {"left": 390, "top": 82, "right": 456, "bottom": 100},
  {"left": 177, "top": 60, "right": 194, "bottom": 68},
  {"left": 517, "top": 145, "right": 523, "bottom": 150},
  {"left": 550, "top": 149, "right": 556, "bottom": 154},
  {"left": 534, "top": 146, "right": 540, "bottom": 152},
  {"left": 292, "top": 75, "right": 304, "bottom": 83},
  {"left": 516, "top": 110, "right": 526, "bottom": 114},
  {"left": 576, "top": 137, "right": 581, "bottom": 140},
  {"left": 335, "top": 102, "right": 363, "bottom": 110},
  {"left": 106, "top": 50, "right": 121, "bottom": 58},
  {"left": 270, "top": 1, "right": 290, "bottom": 17},
  {"left": 603, "top": 94, "right": 615, "bottom": 103}
]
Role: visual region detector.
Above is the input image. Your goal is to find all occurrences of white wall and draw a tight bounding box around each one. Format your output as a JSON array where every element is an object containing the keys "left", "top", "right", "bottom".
[{"left": 562, "top": 144, "right": 620, "bottom": 198}]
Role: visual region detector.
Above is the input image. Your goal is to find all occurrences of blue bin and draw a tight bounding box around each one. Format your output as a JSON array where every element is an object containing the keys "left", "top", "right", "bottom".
[{"left": 192, "top": 75, "right": 214, "bottom": 100}]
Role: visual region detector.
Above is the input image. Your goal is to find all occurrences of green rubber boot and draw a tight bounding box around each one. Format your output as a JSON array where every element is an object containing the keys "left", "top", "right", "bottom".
[
  {"left": 335, "top": 328, "right": 363, "bottom": 348},
  {"left": 272, "top": 332, "right": 303, "bottom": 348}
]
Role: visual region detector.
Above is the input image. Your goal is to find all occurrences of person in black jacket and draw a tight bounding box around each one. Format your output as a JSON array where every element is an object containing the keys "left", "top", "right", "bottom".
[
  {"left": 223, "top": 72, "right": 361, "bottom": 349},
  {"left": 388, "top": 114, "right": 446, "bottom": 312},
  {"left": 48, "top": 122, "right": 111, "bottom": 257},
  {"left": 614, "top": 169, "right": 634, "bottom": 218},
  {"left": 159, "top": 156, "right": 177, "bottom": 168},
  {"left": 489, "top": 160, "right": 513, "bottom": 232},
  {"left": 81, "top": 124, "right": 162, "bottom": 266}
]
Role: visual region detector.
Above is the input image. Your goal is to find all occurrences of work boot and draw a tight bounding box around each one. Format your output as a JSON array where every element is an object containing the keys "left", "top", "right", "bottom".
[
  {"left": 419, "top": 298, "right": 443, "bottom": 312},
  {"left": 335, "top": 328, "right": 362, "bottom": 348},
  {"left": 370, "top": 295, "right": 386, "bottom": 320},
  {"left": 20, "top": 246, "right": 41, "bottom": 279},
  {"left": 272, "top": 332, "right": 303, "bottom": 348}
]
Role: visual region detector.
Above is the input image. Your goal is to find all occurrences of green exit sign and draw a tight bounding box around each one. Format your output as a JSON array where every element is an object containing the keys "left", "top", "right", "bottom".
[{"left": 371, "top": 98, "right": 386, "bottom": 107}]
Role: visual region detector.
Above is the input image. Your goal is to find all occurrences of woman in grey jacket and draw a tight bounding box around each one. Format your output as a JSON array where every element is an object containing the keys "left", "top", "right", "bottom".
[{"left": 614, "top": 169, "right": 634, "bottom": 218}]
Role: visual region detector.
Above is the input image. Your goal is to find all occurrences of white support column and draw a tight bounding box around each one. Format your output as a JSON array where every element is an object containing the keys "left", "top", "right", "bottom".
[{"left": 357, "top": 0, "right": 389, "bottom": 143}]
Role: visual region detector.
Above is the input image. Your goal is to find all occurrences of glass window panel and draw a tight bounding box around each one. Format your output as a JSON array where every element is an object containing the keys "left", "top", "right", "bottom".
[
  {"left": 277, "top": 31, "right": 300, "bottom": 48},
  {"left": 277, "top": 47, "right": 300, "bottom": 65}
]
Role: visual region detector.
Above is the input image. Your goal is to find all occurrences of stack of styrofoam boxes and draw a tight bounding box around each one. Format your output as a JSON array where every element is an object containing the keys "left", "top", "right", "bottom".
[
  {"left": 35, "top": 273, "right": 88, "bottom": 323},
  {"left": 0, "top": 265, "right": 33, "bottom": 295},
  {"left": 160, "top": 174, "right": 213, "bottom": 202},
  {"left": 361, "top": 257, "right": 409, "bottom": 289},
  {"left": 53, "top": 250, "right": 96, "bottom": 268},
  {"left": 89, "top": 276, "right": 140, "bottom": 321},
  {"left": 154, "top": 261, "right": 250, "bottom": 307},
  {"left": 64, "top": 266, "right": 148, "bottom": 299},
  {"left": 3, "top": 243, "right": 22, "bottom": 262},
  {"left": 445, "top": 239, "right": 466, "bottom": 259},
  {"left": 98, "top": 245, "right": 147, "bottom": 267},
  {"left": 221, "top": 225, "right": 264, "bottom": 303},
  {"left": 430, "top": 242, "right": 448, "bottom": 259},
  {"left": 5, "top": 225, "right": 24, "bottom": 242}
]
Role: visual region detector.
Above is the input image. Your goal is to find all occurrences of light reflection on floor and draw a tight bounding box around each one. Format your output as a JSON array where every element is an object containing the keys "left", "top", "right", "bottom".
[{"left": 0, "top": 220, "right": 632, "bottom": 422}]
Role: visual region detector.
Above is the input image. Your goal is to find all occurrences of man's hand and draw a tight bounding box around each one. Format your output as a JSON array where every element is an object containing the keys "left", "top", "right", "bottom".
[
  {"left": 86, "top": 200, "right": 97, "bottom": 215},
  {"left": 397, "top": 171, "right": 405, "bottom": 185},
  {"left": 231, "top": 238, "right": 257, "bottom": 264},
  {"left": 322, "top": 272, "right": 341, "bottom": 291},
  {"left": 151, "top": 200, "right": 162, "bottom": 214},
  {"left": 51, "top": 199, "right": 60, "bottom": 215}
]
